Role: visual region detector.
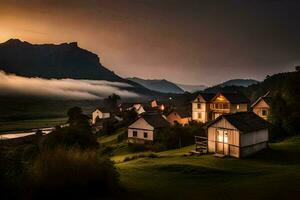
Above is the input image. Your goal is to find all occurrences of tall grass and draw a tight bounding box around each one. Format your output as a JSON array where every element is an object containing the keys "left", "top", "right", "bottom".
[{"left": 27, "top": 147, "right": 119, "bottom": 199}]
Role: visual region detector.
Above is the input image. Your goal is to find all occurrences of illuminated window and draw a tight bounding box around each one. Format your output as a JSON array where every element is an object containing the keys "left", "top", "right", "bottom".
[
  {"left": 218, "top": 133, "right": 223, "bottom": 142},
  {"left": 133, "top": 131, "right": 137, "bottom": 137},
  {"left": 237, "top": 104, "right": 240, "bottom": 110},
  {"left": 217, "top": 130, "right": 228, "bottom": 143},
  {"left": 224, "top": 132, "right": 228, "bottom": 143}
]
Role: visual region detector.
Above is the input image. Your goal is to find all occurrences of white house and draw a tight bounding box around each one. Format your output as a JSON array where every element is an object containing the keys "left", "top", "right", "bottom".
[
  {"left": 192, "top": 92, "right": 249, "bottom": 123},
  {"left": 128, "top": 113, "right": 169, "bottom": 144},
  {"left": 92, "top": 107, "right": 111, "bottom": 124},
  {"left": 205, "top": 112, "right": 270, "bottom": 158}
]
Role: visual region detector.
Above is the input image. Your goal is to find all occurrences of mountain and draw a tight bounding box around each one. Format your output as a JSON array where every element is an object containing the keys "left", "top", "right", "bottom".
[
  {"left": 204, "top": 79, "right": 259, "bottom": 93},
  {"left": 217, "top": 79, "right": 259, "bottom": 87},
  {"left": 0, "top": 39, "right": 169, "bottom": 98},
  {"left": 175, "top": 83, "right": 207, "bottom": 92},
  {"left": 0, "top": 39, "right": 124, "bottom": 81},
  {"left": 127, "top": 77, "right": 185, "bottom": 94}
]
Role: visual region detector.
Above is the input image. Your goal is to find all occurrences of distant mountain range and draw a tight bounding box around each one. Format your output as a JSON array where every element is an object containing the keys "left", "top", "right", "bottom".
[
  {"left": 127, "top": 77, "right": 257, "bottom": 94},
  {"left": 127, "top": 77, "right": 185, "bottom": 94},
  {"left": 0, "top": 39, "right": 259, "bottom": 97},
  {"left": 175, "top": 83, "right": 207, "bottom": 93}
]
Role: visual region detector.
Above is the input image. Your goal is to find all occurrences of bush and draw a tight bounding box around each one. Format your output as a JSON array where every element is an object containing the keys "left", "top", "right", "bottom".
[
  {"left": 27, "top": 148, "right": 120, "bottom": 199},
  {"left": 157, "top": 123, "right": 205, "bottom": 150},
  {"left": 40, "top": 126, "right": 99, "bottom": 150}
]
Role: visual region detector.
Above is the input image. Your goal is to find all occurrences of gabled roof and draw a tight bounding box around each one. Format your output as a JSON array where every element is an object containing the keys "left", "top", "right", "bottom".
[
  {"left": 141, "top": 113, "right": 170, "bottom": 128},
  {"left": 251, "top": 93, "right": 272, "bottom": 108},
  {"left": 207, "top": 112, "right": 271, "bottom": 133},
  {"left": 193, "top": 93, "right": 215, "bottom": 102},
  {"left": 212, "top": 92, "right": 250, "bottom": 104},
  {"left": 168, "top": 105, "right": 192, "bottom": 118}
]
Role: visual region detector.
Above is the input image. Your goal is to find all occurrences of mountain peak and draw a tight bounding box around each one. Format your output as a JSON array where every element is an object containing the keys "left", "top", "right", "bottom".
[{"left": 3, "top": 39, "right": 26, "bottom": 45}]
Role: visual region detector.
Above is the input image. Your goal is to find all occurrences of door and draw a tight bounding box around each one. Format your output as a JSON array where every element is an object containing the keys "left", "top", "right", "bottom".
[{"left": 216, "top": 129, "right": 229, "bottom": 155}]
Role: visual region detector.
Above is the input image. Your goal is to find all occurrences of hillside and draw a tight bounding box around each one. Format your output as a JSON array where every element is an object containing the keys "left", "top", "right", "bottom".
[
  {"left": 127, "top": 77, "right": 185, "bottom": 94},
  {"left": 205, "top": 79, "right": 258, "bottom": 93},
  {"left": 175, "top": 83, "right": 207, "bottom": 92},
  {"left": 97, "top": 128, "right": 300, "bottom": 200}
]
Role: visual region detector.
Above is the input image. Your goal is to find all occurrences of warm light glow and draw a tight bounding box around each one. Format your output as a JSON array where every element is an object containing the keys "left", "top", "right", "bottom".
[{"left": 216, "top": 95, "right": 226, "bottom": 101}]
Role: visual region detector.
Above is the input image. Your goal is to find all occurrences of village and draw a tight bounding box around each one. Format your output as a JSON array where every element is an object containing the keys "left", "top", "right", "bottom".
[{"left": 90, "top": 91, "right": 272, "bottom": 158}]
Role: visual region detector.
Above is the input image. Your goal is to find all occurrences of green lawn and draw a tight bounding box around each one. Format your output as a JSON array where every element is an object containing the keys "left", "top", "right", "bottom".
[
  {"left": 112, "top": 136, "right": 300, "bottom": 200},
  {"left": 0, "top": 117, "right": 67, "bottom": 133}
]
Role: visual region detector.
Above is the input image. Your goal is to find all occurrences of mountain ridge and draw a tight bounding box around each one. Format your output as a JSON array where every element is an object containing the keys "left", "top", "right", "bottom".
[{"left": 127, "top": 77, "right": 185, "bottom": 94}]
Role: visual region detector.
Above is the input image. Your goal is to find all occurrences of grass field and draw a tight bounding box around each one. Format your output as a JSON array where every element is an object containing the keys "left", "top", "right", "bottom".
[
  {"left": 0, "top": 117, "right": 67, "bottom": 133},
  {"left": 107, "top": 135, "right": 300, "bottom": 200}
]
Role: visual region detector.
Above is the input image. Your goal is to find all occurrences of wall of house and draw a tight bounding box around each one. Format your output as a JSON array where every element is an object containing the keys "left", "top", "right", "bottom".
[
  {"left": 240, "top": 129, "right": 268, "bottom": 147},
  {"left": 128, "top": 128, "right": 154, "bottom": 142},
  {"left": 253, "top": 100, "right": 270, "bottom": 120},
  {"left": 128, "top": 118, "right": 154, "bottom": 143},
  {"left": 207, "top": 118, "right": 240, "bottom": 157},
  {"left": 240, "top": 142, "right": 268, "bottom": 158},
  {"left": 92, "top": 110, "right": 110, "bottom": 124},
  {"left": 192, "top": 101, "right": 208, "bottom": 123}
]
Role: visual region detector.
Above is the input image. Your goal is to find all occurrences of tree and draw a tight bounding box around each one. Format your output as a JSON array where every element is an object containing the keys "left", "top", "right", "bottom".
[
  {"left": 67, "top": 107, "right": 90, "bottom": 129},
  {"left": 104, "top": 94, "right": 121, "bottom": 111}
]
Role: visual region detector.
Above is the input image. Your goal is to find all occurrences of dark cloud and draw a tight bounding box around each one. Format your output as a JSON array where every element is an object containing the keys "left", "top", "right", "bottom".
[{"left": 0, "top": 0, "right": 299, "bottom": 85}]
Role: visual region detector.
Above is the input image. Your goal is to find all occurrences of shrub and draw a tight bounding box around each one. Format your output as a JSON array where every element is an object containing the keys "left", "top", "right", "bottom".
[
  {"left": 40, "top": 126, "right": 99, "bottom": 150},
  {"left": 27, "top": 148, "right": 119, "bottom": 199}
]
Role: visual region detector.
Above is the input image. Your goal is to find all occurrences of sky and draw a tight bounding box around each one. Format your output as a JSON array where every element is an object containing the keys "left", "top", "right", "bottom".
[{"left": 0, "top": 0, "right": 300, "bottom": 86}]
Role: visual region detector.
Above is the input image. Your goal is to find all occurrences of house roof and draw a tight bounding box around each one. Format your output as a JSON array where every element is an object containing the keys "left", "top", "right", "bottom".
[
  {"left": 214, "top": 92, "right": 250, "bottom": 104},
  {"left": 193, "top": 93, "right": 215, "bottom": 102},
  {"left": 251, "top": 96, "right": 272, "bottom": 108},
  {"left": 207, "top": 112, "right": 271, "bottom": 133},
  {"left": 142, "top": 113, "right": 170, "bottom": 128},
  {"left": 168, "top": 105, "right": 192, "bottom": 118}
]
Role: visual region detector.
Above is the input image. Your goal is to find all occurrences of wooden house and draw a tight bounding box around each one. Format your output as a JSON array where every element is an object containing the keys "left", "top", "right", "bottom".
[
  {"left": 92, "top": 107, "right": 111, "bottom": 124},
  {"left": 192, "top": 92, "right": 249, "bottom": 123},
  {"left": 166, "top": 107, "right": 192, "bottom": 125},
  {"left": 206, "top": 112, "right": 270, "bottom": 158},
  {"left": 251, "top": 93, "right": 272, "bottom": 121},
  {"left": 128, "top": 113, "right": 169, "bottom": 144}
]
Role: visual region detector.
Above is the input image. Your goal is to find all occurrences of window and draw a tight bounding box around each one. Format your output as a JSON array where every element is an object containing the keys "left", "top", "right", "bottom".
[
  {"left": 144, "top": 132, "right": 148, "bottom": 138},
  {"left": 198, "top": 113, "right": 202, "bottom": 119},
  {"left": 133, "top": 131, "right": 137, "bottom": 137},
  {"left": 237, "top": 104, "right": 240, "bottom": 110},
  {"left": 197, "top": 103, "right": 201, "bottom": 109},
  {"left": 261, "top": 109, "right": 268, "bottom": 116},
  {"left": 217, "top": 130, "right": 228, "bottom": 143},
  {"left": 224, "top": 132, "right": 228, "bottom": 143}
]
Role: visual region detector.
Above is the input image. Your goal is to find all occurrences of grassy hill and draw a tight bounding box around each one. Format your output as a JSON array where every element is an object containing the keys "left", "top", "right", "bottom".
[{"left": 99, "top": 134, "right": 300, "bottom": 200}]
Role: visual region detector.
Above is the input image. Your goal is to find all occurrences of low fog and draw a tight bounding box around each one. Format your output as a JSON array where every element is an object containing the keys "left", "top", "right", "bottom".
[{"left": 0, "top": 71, "right": 139, "bottom": 100}]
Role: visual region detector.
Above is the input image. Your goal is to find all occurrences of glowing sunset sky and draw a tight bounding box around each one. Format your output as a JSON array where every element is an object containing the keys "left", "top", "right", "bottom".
[{"left": 1, "top": 0, "right": 300, "bottom": 85}]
